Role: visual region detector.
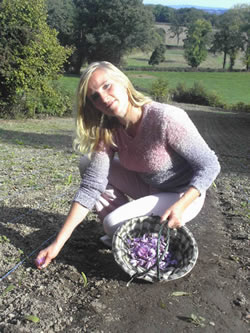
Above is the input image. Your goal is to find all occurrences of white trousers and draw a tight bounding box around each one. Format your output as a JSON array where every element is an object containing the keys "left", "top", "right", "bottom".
[{"left": 79, "top": 156, "right": 206, "bottom": 237}]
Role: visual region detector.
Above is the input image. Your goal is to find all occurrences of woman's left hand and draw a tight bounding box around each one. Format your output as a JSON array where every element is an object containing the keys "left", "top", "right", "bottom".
[
  {"left": 160, "top": 203, "right": 185, "bottom": 229},
  {"left": 160, "top": 187, "right": 200, "bottom": 228}
]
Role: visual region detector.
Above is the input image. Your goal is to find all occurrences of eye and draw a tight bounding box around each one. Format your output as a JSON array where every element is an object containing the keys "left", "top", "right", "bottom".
[{"left": 103, "top": 82, "right": 111, "bottom": 90}]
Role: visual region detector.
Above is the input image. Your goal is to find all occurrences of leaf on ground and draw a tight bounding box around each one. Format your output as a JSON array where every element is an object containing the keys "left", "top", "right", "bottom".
[
  {"left": 24, "top": 315, "right": 40, "bottom": 323},
  {"left": 171, "top": 291, "right": 191, "bottom": 297}
]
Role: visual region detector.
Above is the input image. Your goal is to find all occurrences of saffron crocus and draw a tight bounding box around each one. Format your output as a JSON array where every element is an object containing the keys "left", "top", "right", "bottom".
[
  {"left": 127, "top": 233, "right": 177, "bottom": 271},
  {"left": 35, "top": 256, "right": 45, "bottom": 267}
]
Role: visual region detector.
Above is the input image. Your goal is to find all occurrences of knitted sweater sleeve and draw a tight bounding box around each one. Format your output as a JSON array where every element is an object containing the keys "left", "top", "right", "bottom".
[
  {"left": 164, "top": 105, "right": 220, "bottom": 194},
  {"left": 73, "top": 146, "right": 114, "bottom": 210}
]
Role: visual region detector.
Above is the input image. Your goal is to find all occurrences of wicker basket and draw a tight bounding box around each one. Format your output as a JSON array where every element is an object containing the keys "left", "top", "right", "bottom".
[{"left": 112, "top": 215, "right": 199, "bottom": 283}]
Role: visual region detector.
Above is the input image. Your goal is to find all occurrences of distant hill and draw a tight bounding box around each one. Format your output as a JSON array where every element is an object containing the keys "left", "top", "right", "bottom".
[{"left": 163, "top": 5, "right": 227, "bottom": 15}]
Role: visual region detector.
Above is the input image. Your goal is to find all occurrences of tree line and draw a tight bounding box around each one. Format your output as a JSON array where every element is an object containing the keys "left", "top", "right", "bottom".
[
  {"left": 149, "top": 5, "right": 250, "bottom": 71},
  {"left": 0, "top": 0, "right": 249, "bottom": 118},
  {"left": 147, "top": 4, "right": 220, "bottom": 26}
]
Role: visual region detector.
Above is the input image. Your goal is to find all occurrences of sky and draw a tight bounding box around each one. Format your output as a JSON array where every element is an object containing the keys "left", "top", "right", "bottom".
[{"left": 143, "top": 0, "right": 250, "bottom": 9}]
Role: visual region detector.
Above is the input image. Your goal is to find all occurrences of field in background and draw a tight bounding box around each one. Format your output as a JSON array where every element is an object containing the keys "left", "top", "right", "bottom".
[
  {"left": 60, "top": 69, "right": 250, "bottom": 105},
  {"left": 126, "top": 49, "right": 246, "bottom": 71},
  {"left": 59, "top": 30, "right": 249, "bottom": 107},
  {"left": 126, "top": 71, "right": 250, "bottom": 105}
]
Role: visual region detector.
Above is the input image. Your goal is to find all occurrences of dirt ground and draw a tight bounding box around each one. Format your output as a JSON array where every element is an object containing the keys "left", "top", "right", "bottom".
[{"left": 0, "top": 104, "right": 249, "bottom": 333}]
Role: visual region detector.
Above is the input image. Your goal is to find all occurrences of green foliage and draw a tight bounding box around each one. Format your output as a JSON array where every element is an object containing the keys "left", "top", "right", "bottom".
[
  {"left": 172, "top": 81, "right": 225, "bottom": 108},
  {"left": 155, "top": 28, "right": 166, "bottom": 44},
  {"left": 212, "top": 10, "right": 245, "bottom": 70},
  {"left": 184, "top": 19, "right": 212, "bottom": 68},
  {"left": 169, "top": 12, "right": 185, "bottom": 45},
  {"left": 149, "top": 44, "right": 166, "bottom": 66},
  {"left": 47, "top": 0, "right": 77, "bottom": 46},
  {"left": 150, "top": 78, "right": 170, "bottom": 102},
  {"left": 231, "top": 102, "right": 250, "bottom": 113},
  {"left": 150, "top": 4, "right": 175, "bottom": 23},
  {"left": 72, "top": 0, "right": 157, "bottom": 70},
  {"left": 148, "top": 5, "right": 218, "bottom": 26},
  {"left": 0, "top": 0, "right": 73, "bottom": 118}
]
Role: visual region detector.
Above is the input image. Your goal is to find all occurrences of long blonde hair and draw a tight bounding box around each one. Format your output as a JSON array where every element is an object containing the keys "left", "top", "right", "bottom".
[{"left": 74, "top": 61, "right": 151, "bottom": 154}]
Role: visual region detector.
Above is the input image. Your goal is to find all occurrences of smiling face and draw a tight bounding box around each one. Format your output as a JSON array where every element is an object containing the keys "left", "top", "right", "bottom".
[{"left": 87, "top": 68, "right": 130, "bottom": 122}]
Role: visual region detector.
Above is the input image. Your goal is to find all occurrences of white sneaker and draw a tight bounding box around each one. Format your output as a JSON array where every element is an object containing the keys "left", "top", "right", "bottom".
[{"left": 99, "top": 235, "right": 112, "bottom": 248}]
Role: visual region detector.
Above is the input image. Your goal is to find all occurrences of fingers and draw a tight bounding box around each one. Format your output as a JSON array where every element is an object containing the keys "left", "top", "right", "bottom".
[
  {"left": 35, "top": 250, "right": 52, "bottom": 269},
  {"left": 161, "top": 210, "right": 183, "bottom": 229},
  {"left": 160, "top": 210, "right": 170, "bottom": 224},
  {"left": 168, "top": 217, "right": 182, "bottom": 229}
]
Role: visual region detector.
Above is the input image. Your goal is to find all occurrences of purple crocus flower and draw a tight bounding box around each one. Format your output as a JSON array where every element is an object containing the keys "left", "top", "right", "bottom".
[{"left": 127, "top": 233, "right": 177, "bottom": 272}]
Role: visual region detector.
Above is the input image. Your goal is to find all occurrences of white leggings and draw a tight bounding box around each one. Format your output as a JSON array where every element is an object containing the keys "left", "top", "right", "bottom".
[{"left": 79, "top": 156, "right": 206, "bottom": 237}]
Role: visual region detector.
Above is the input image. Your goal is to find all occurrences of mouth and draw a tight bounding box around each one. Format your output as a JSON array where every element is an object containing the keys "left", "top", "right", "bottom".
[{"left": 106, "top": 100, "right": 115, "bottom": 109}]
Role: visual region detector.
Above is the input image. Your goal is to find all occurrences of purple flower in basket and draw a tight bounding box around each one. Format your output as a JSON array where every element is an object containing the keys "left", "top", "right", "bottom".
[{"left": 127, "top": 233, "right": 177, "bottom": 271}]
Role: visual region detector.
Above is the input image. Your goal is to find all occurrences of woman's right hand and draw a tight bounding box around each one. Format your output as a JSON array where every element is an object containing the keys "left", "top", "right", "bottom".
[
  {"left": 35, "top": 241, "right": 62, "bottom": 269},
  {"left": 35, "top": 202, "right": 89, "bottom": 270}
]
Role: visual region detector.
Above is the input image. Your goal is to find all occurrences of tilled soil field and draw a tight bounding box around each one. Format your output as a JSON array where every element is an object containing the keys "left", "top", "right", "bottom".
[{"left": 0, "top": 104, "right": 249, "bottom": 333}]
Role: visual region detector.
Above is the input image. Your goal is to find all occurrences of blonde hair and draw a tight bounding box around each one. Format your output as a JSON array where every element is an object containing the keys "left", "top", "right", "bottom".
[{"left": 74, "top": 61, "right": 152, "bottom": 154}]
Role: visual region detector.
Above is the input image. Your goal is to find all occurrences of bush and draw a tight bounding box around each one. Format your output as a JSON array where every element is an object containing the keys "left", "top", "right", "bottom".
[
  {"left": 0, "top": 0, "right": 72, "bottom": 118},
  {"left": 231, "top": 102, "right": 250, "bottom": 113},
  {"left": 150, "top": 78, "right": 170, "bottom": 102},
  {"left": 148, "top": 44, "right": 166, "bottom": 66},
  {"left": 171, "top": 81, "right": 225, "bottom": 108},
  {"left": 0, "top": 82, "right": 73, "bottom": 119}
]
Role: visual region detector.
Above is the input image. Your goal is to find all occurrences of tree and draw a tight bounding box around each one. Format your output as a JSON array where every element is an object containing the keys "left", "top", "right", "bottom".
[
  {"left": 233, "top": 4, "right": 250, "bottom": 70},
  {"left": 150, "top": 5, "right": 175, "bottom": 23},
  {"left": 156, "top": 27, "right": 166, "bottom": 44},
  {"left": 211, "top": 10, "right": 244, "bottom": 70},
  {"left": 176, "top": 8, "right": 204, "bottom": 26},
  {"left": 47, "top": 0, "right": 77, "bottom": 47},
  {"left": 169, "top": 12, "right": 185, "bottom": 45},
  {"left": 72, "top": 0, "right": 158, "bottom": 73},
  {"left": 183, "top": 19, "right": 212, "bottom": 69},
  {"left": 0, "top": 0, "right": 72, "bottom": 117},
  {"left": 149, "top": 44, "right": 166, "bottom": 65}
]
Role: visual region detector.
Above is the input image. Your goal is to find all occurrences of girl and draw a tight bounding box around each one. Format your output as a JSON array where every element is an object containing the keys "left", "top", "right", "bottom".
[{"left": 36, "top": 61, "right": 220, "bottom": 269}]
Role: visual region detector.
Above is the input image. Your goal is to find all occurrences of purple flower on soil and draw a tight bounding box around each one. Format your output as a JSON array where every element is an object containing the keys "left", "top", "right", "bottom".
[{"left": 127, "top": 233, "right": 177, "bottom": 271}]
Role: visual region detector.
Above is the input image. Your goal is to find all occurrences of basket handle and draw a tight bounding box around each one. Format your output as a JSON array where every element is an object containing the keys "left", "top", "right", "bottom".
[{"left": 127, "top": 219, "right": 170, "bottom": 286}]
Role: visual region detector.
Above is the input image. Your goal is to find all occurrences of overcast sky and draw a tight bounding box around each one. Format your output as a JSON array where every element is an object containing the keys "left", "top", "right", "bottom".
[{"left": 143, "top": 0, "right": 250, "bottom": 9}]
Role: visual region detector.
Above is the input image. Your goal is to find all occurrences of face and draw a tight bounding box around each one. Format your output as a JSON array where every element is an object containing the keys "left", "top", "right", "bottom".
[{"left": 87, "top": 69, "right": 129, "bottom": 121}]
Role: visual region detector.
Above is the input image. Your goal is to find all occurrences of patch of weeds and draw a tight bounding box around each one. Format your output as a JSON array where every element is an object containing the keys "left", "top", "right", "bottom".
[
  {"left": 0, "top": 235, "right": 10, "bottom": 243},
  {"left": 15, "top": 139, "right": 24, "bottom": 145},
  {"left": 1, "top": 284, "right": 15, "bottom": 297},
  {"left": 177, "top": 313, "right": 206, "bottom": 327},
  {"left": 159, "top": 299, "right": 167, "bottom": 309}
]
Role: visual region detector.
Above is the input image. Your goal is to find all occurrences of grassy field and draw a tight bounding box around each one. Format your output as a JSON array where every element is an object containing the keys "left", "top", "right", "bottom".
[
  {"left": 59, "top": 45, "right": 250, "bottom": 106},
  {"left": 60, "top": 69, "right": 250, "bottom": 106},
  {"left": 125, "top": 49, "right": 242, "bottom": 70},
  {"left": 126, "top": 71, "right": 250, "bottom": 105}
]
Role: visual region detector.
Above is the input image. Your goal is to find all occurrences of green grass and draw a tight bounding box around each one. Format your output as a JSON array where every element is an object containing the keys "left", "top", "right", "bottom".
[
  {"left": 60, "top": 71, "right": 250, "bottom": 106},
  {"left": 58, "top": 47, "right": 250, "bottom": 106},
  {"left": 126, "top": 71, "right": 250, "bottom": 105}
]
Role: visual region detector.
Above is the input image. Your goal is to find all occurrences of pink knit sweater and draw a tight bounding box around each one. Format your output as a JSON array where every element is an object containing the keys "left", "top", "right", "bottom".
[{"left": 74, "top": 102, "right": 220, "bottom": 209}]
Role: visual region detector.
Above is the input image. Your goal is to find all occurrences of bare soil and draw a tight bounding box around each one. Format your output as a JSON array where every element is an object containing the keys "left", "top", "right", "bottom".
[{"left": 0, "top": 104, "right": 249, "bottom": 333}]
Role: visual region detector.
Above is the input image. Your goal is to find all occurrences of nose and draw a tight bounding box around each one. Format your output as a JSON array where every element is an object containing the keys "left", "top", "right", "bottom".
[{"left": 99, "top": 91, "right": 109, "bottom": 104}]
